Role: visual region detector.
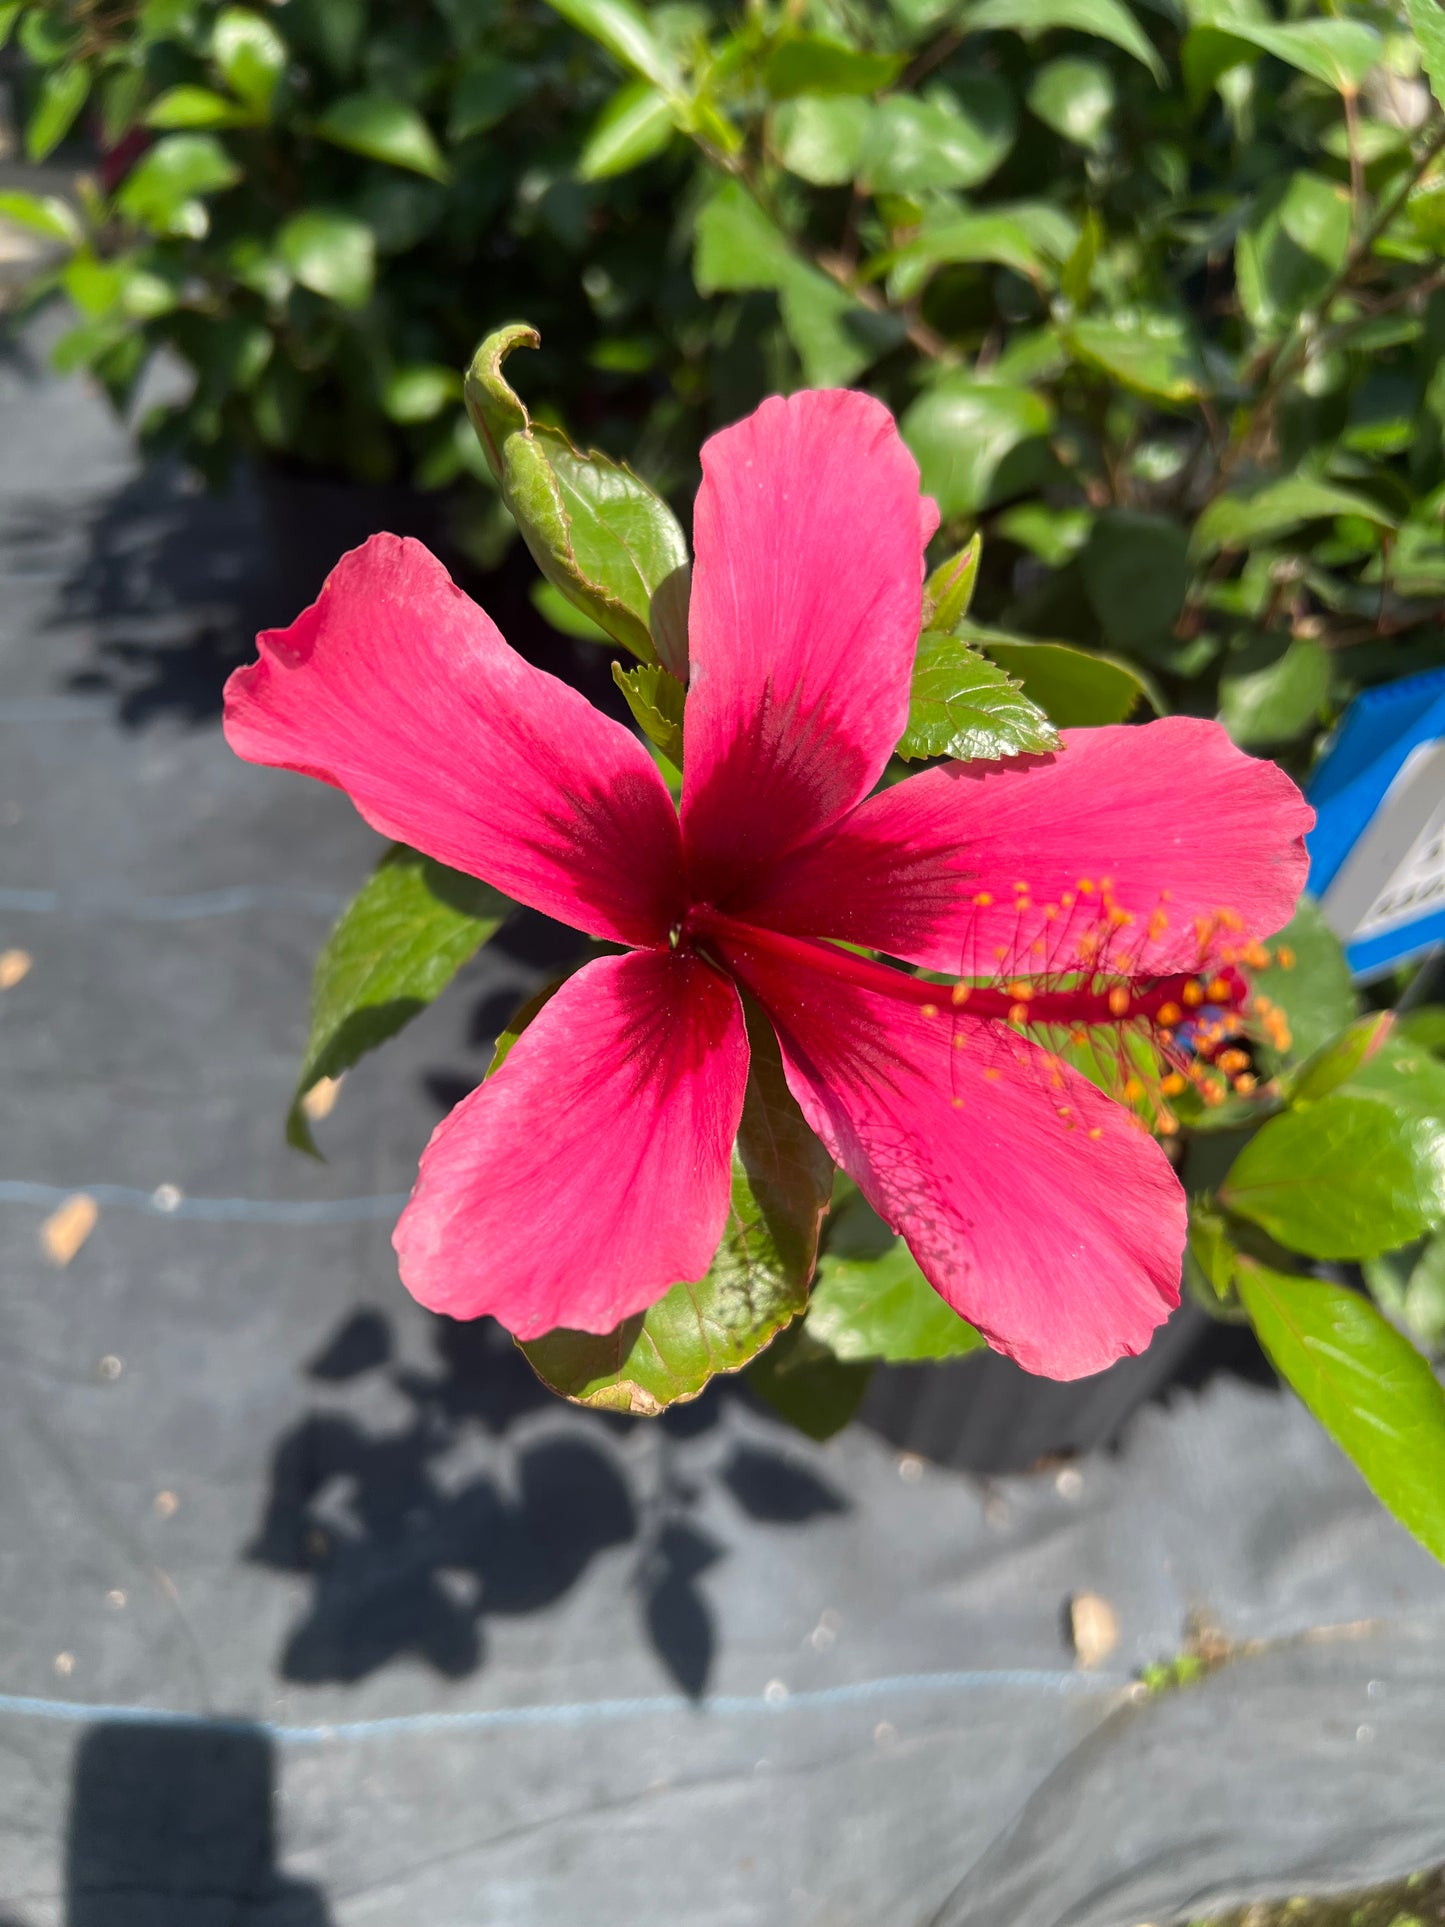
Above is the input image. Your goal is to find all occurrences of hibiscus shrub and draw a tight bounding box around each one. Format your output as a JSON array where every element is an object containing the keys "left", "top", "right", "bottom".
[{"left": 227, "top": 328, "right": 1445, "bottom": 1574}]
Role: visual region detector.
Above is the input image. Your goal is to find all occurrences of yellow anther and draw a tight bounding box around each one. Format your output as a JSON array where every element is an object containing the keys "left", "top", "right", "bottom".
[
  {"left": 1013, "top": 880, "right": 1030, "bottom": 894},
  {"left": 1044, "top": 903, "right": 1059, "bottom": 920},
  {"left": 1233, "top": 1073, "right": 1258, "bottom": 1096},
  {"left": 1157, "top": 1001, "right": 1182, "bottom": 1028},
  {"left": 1217, "top": 1048, "right": 1250, "bottom": 1074},
  {"left": 1206, "top": 977, "right": 1232, "bottom": 1002},
  {"left": 1006, "top": 981, "right": 1032, "bottom": 1001},
  {"left": 953, "top": 1033, "right": 968, "bottom": 1049},
  {"left": 1161, "top": 1072, "right": 1187, "bottom": 1097},
  {"left": 1107, "top": 906, "right": 1133, "bottom": 928},
  {"left": 1009, "top": 1002, "right": 1030, "bottom": 1025},
  {"left": 973, "top": 891, "right": 994, "bottom": 907},
  {"left": 1087, "top": 1126, "right": 1104, "bottom": 1140},
  {"left": 983, "top": 1067, "right": 1002, "bottom": 1082},
  {"left": 951, "top": 982, "right": 971, "bottom": 1006},
  {"left": 920, "top": 1003, "right": 939, "bottom": 1019},
  {"left": 950, "top": 1096, "right": 965, "bottom": 1108},
  {"left": 1069, "top": 1027, "right": 1088, "bottom": 1046},
  {"left": 1078, "top": 878, "right": 1095, "bottom": 895},
  {"left": 1107, "top": 986, "right": 1130, "bottom": 1017},
  {"left": 1275, "top": 945, "right": 1296, "bottom": 969},
  {"left": 1181, "top": 980, "right": 1205, "bottom": 1007},
  {"left": 1060, "top": 892, "right": 1076, "bottom": 909},
  {"left": 1123, "top": 1077, "right": 1145, "bottom": 1102}
]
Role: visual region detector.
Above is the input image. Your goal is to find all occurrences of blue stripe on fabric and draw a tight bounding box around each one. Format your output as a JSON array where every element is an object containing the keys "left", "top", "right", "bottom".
[
  {"left": 0, "top": 1670, "right": 1124, "bottom": 1745},
  {"left": 0, "top": 1180, "right": 407, "bottom": 1224}
]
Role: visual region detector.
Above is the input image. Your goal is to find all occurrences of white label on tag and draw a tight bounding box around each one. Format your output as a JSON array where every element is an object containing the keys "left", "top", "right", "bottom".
[{"left": 1321, "top": 738, "right": 1445, "bottom": 946}]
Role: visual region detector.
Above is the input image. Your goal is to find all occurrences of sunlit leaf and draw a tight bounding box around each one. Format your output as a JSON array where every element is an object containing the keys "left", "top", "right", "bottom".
[{"left": 899, "top": 631, "right": 1059, "bottom": 762}]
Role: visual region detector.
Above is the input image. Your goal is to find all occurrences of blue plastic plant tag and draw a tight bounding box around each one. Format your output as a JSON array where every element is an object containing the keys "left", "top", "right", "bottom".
[{"left": 1307, "top": 666, "right": 1445, "bottom": 980}]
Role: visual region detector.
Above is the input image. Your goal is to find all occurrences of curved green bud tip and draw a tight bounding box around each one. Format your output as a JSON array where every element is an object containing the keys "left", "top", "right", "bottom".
[{"left": 464, "top": 322, "right": 540, "bottom": 480}]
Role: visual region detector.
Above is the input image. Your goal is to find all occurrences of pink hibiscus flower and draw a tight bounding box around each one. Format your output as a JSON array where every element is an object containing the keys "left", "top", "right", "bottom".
[{"left": 224, "top": 390, "right": 1312, "bottom": 1379}]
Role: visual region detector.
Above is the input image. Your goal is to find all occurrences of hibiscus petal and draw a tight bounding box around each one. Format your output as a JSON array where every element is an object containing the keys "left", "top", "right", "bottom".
[
  {"left": 224, "top": 535, "right": 685, "bottom": 946},
  {"left": 393, "top": 949, "right": 748, "bottom": 1339},
  {"left": 715, "top": 927, "right": 1184, "bottom": 1379},
  {"left": 733, "top": 718, "right": 1313, "bottom": 978},
  {"left": 682, "top": 390, "right": 930, "bottom": 897}
]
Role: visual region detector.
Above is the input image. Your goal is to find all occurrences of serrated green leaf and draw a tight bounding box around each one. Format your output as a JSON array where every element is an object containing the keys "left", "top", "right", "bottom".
[
  {"left": 465, "top": 324, "right": 691, "bottom": 674},
  {"left": 578, "top": 79, "right": 676, "bottom": 180},
  {"left": 26, "top": 64, "right": 91, "bottom": 162},
  {"left": 1236, "top": 1258, "right": 1445, "bottom": 1564},
  {"left": 967, "top": 0, "right": 1165, "bottom": 82},
  {"left": 279, "top": 208, "right": 375, "bottom": 308},
  {"left": 316, "top": 94, "right": 450, "bottom": 182},
  {"left": 287, "top": 844, "right": 512, "bottom": 1155},
  {"left": 967, "top": 625, "right": 1151, "bottom": 725},
  {"left": 763, "top": 35, "right": 905, "bottom": 98},
  {"left": 522, "top": 1008, "right": 834, "bottom": 1413},
  {"left": 1221, "top": 1094, "right": 1445, "bottom": 1259},
  {"left": 806, "top": 1240, "right": 984, "bottom": 1362},
  {"left": 899, "top": 630, "right": 1060, "bottom": 761},
  {"left": 612, "top": 660, "right": 685, "bottom": 764}
]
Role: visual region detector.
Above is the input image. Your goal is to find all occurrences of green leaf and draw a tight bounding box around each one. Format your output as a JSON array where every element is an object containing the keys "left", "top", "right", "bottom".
[
  {"left": 860, "top": 79, "right": 1016, "bottom": 192},
  {"left": 1250, "top": 899, "right": 1358, "bottom": 1066},
  {"left": 530, "top": 579, "right": 611, "bottom": 641},
  {"left": 923, "top": 534, "right": 981, "bottom": 631},
  {"left": 1366, "top": 1232, "right": 1445, "bottom": 1355},
  {"left": 884, "top": 202, "right": 1078, "bottom": 301},
  {"left": 1067, "top": 311, "right": 1206, "bottom": 403},
  {"left": 116, "top": 133, "right": 241, "bottom": 237},
  {"left": 381, "top": 363, "right": 462, "bottom": 423},
  {"left": 899, "top": 631, "right": 1060, "bottom": 762},
  {"left": 212, "top": 6, "right": 286, "bottom": 112},
  {"left": 1184, "top": 17, "right": 1382, "bottom": 100},
  {"left": 464, "top": 324, "right": 691, "bottom": 674},
  {"left": 746, "top": 1324, "right": 872, "bottom": 1441},
  {"left": 578, "top": 79, "right": 676, "bottom": 179},
  {"left": 693, "top": 179, "right": 894, "bottom": 386},
  {"left": 1236, "top": 1259, "right": 1445, "bottom": 1564},
  {"left": 148, "top": 85, "right": 252, "bottom": 129},
  {"left": 612, "top": 660, "right": 685, "bottom": 765},
  {"left": 967, "top": 0, "right": 1165, "bottom": 82},
  {"left": 523, "top": 1007, "right": 834, "bottom": 1413},
  {"left": 1406, "top": 0, "right": 1445, "bottom": 115},
  {"left": 1186, "top": 1202, "right": 1238, "bottom": 1303},
  {"left": 1082, "top": 510, "right": 1188, "bottom": 657},
  {"left": 806, "top": 1241, "right": 983, "bottom": 1363},
  {"left": 967, "top": 625, "right": 1151, "bottom": 725},
  {"left": 0, "top": 189, "right": 82, "bottom": 246},
  {"left": 1337, "top": 1033, "right": 1445, "bottom": 1125},
  {"left": 0, "top": 2, "right": 20, "bottom": 51},
  {"left": 1287, "top": 1012, "right": 1396, "bottom": 1108},
  {"left": 1236, "top": 172, "right": 1350, "bottom": 338},
  {"left": 1027, "top": 55, "right": 1116, "bottom": 149},
  {"left": 449, "top": 58, "right": 532, "bottom": 140},
  {"left": 1194, "top": 477, "right": 1397, "bottom": 558},
  {"left": 287, "top": 844, "right": 512, "bottom": 1156},
  {"left": 278, "top": 209, "right": 376, "bottom": 308},
  {"left": 1218, "top": 635, "right": 1331, "bottom": 749},
  {"left": 763, "top": 35, "right": 905, "bottom": 98},
  {"left": 773, "top": 96, "right": 870, "bottom": 184},
  {"left": 544, "top": 0, "right": 682, "bottom": 94},
  {"left": 1221, "top": 1095, "right": 1445, "bottom": 1260},
  {"left": 901, "top": 377, "right": 1054, "bottom": 519},
  {"left": 316, "top": 94, "right": 451, "bottom": 182},
  {"left": 26, "top": 64, "right": 91, "bottom": 162}
]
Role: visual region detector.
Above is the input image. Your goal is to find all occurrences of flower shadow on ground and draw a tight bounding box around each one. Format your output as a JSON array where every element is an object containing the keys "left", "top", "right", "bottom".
[{"left": 245, "top": 1307, "right": 846, "bottom": 1701}]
